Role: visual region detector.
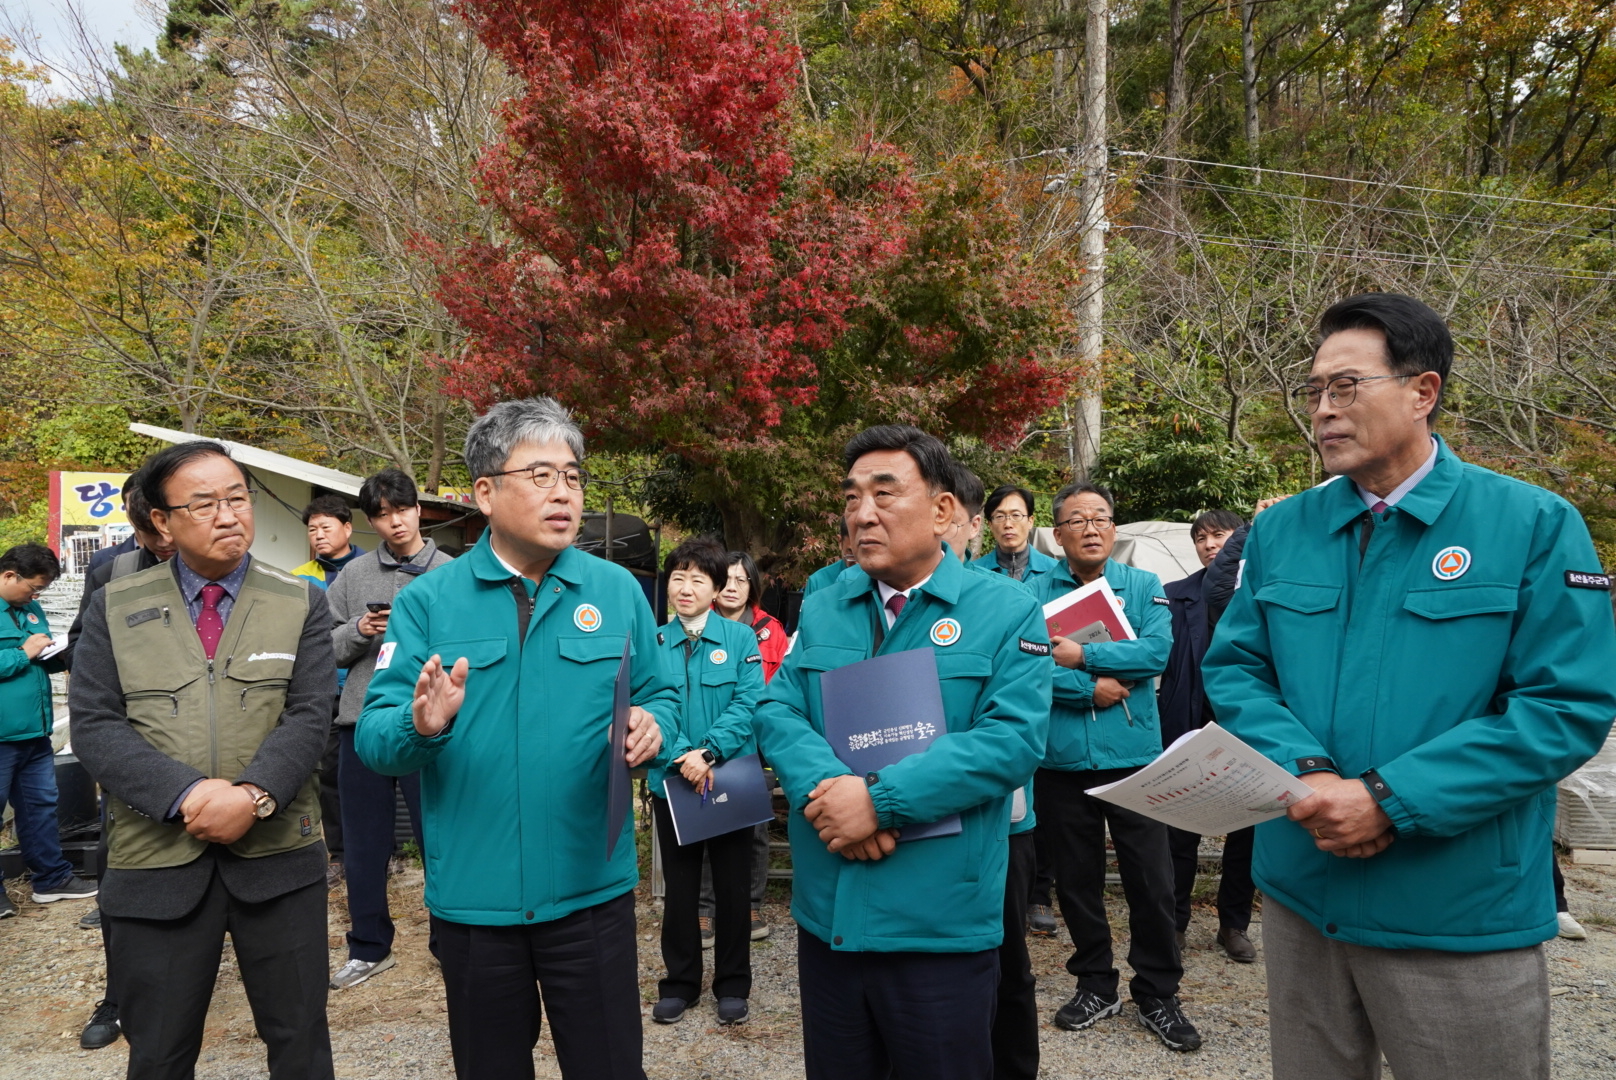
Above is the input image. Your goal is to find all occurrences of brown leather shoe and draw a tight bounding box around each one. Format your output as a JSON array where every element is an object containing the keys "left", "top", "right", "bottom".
[{"left": 1216, "top": 926, "right": 1256, "bottom": 963}]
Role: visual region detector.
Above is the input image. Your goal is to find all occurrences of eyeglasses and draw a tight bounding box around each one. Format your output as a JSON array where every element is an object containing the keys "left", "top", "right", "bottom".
[
  {"left": 990, "top": 511, "right": 1029, "bottom": 524},
  {"left": 162, "top": 490, "right": 257, "bottom": 521},
  {"left": 485, "top": 466, "right": 591, "bottom": 491},
  {"left": 1291, "top": 375, "right": 1409, "bottom": 414},
  {"left": 1056, "top": 515, "right": 1114, "bottom": 532}
]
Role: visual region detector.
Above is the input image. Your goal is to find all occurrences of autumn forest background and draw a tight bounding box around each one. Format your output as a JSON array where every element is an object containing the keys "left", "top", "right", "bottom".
[{"left": 5, "top": 0, "right": 1616, "bottom": 574}]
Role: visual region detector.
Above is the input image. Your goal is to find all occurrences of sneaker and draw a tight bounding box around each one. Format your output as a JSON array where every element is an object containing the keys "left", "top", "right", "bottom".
[
  {"left": 1558, "top": 912, "right": 1589, "bottom": 940},
  {"left": 652, "top": 996, "right": 688, "bottom": 1024},
  {"left": 329, "top": 953, "right": 397, "bottom": 990},
  {"left": 1135, "top": 994, "right": 1202, "bottom": 1051},
  {"left": 326, "top": 861, "right": 345, "bottom": 889},
  {"left": 79, "top": 1000, "right": 121, "bottom": 1050},
  {"left": 699, "top": 915, "right": 715, "bottom": 950},
  {"left": 1052, "top": 988, "right": 1121, "bottom": 1031},
  {"left": 79, "top": 906, "right": 102, "bottom": 930},
  {"left": 716, "top": 996, "right": 749, "bottom": 1024},
  {"left": 1216, "top": 926, "right": 1256, "bottom": 962},
  {"left": 32, "top": 876, "right": 98, "bottom": 903},
  {"left": 750, "top": 910, "right": 770, "bottom": 942},
  {"left": 1027, "top": 904, "right": 1058, "bottom": 936},
  {"left": 0, "top": 891, "right": 16, "bottom": 919}
]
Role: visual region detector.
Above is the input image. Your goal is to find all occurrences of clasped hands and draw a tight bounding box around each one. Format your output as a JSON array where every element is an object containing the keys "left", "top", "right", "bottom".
[
  {"left": 1289, "top": 772, "right": 1395, "bottom": 858},
  {"left": 179, "top": 778, "right": 257, "bottom": 844},
  {"left": 804, "top": 774, "right": 898, "bottom": 861}
]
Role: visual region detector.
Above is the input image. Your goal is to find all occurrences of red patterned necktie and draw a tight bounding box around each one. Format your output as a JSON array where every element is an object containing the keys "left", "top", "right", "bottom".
[
  {"left": 197, "top": 583, "right": 226, "bottom": 660},
  {"left": 885, "top": 592, "right": 906, "bottom": 621}
]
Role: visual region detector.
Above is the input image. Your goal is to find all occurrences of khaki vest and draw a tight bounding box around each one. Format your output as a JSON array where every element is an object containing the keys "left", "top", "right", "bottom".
[{"left": 101, "top": 560, "right": 322, "bottom": 869}]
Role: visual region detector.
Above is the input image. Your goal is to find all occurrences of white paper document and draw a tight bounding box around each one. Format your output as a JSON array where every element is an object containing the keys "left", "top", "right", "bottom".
[
  {"left": 37, "top": 637, "right": 69, "bottom": 660},
  {"left": 1085, "top": 722, "right": 1314, "bottom": 835}
]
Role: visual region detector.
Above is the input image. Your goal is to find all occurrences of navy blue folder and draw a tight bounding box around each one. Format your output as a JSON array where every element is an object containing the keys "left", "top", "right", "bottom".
[
  {"left": 605, "top": 643, "right": 632, "bottom": 858},
  {"left": 818, "top": 647, "right": 962, "bottom": 841},
  {"left": 662, "top": 753, "right": 775, "bottom": 846}
]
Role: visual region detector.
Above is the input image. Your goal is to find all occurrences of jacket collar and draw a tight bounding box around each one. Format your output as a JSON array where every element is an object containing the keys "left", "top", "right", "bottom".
[
  {"left": 832, "top": 543, "right": 967, "bottom": 607},
  {"left": 1050, "top": 555, "right": 1122, "bottom": 590},
  {"left": 467, "top": 531, "right": 586, "bottom": 585},
  {"left": 1325, "top": 434, "right": 1462, "bottom": 533},
  {"left": 377, "top": 538, "right": 436, "bottom": 572}
]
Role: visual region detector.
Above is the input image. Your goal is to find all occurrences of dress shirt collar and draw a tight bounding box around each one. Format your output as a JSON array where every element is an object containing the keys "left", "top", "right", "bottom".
[
  {"left": 175, "top": 554, "right": 250, "bottom": 608},
  {"left": 1356, "top": 437, "right": 1438, "bottom": 510}
]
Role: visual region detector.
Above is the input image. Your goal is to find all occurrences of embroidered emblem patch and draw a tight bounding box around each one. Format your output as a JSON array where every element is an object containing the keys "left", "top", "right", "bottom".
[
  {"left": 759, "top": 627, "right": 771, "bottom": 641},
  {"left": 573, "top": 603, "right": 603, "bottom": 632},
  {"left": 375, "top": 641, "right": 397, "bottom": 670},
  {"left": 1018, "top": 638, "right": 1051, "bottom": 657},
  {"left": 929, "top": 618, "right": 962, "bottom": 647},
  {"left": 1431, "top": 546, "right": 1471, "bottom": 581},
  {"left": 27, "top": 612, "right": 39, "bottom": 624},
  {"left": 710, "top": 648, "right": 728, "bottom": 665},
  {"left": 1566, "top": 570, "right": 1613, "bottom": 591},
  {"left": 248, "top": 652, "right": 297, "bottom": 663}
]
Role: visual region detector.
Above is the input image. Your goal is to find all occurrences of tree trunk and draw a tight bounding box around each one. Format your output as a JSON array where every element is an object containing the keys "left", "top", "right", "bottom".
[
  {"left": 1241, "top": 0, "right": 1259, "bottom": 159},
  {"left": 1161, "top": 0, "right": 1186, "bottom": 226},
  {"left": 1072, "top": 0, "right": 1108, "bottom": 480}
]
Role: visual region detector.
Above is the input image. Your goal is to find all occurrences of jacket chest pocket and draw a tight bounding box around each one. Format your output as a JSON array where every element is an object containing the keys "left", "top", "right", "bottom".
[
  {"left": 1402, "top": 583, "right": 1518, "bottom": 621},
  {"left": 557, "top": 634, "right": 627, "bottom": 666},
  {"left": 934, "top": 651, "right": 992, "bottom": 731},
  {"left": 431, "top": 637, "right": 509, "bottom": 673}
]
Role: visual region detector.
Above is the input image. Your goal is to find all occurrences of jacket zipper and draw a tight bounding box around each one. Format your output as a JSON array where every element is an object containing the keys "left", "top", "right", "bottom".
[{"left": 125, "top": 690, "right": 179, "bottom": 717}]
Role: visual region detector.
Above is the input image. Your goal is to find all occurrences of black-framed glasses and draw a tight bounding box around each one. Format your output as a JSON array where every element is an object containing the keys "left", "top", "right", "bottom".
[
  {"left": 162, "top": 490, "right": 257, "bottom": 521},
  {"left": 1291, "top": 375, "right": 1409, "bottom": 414},
  {"left": 485, "top": 465, "right": 591, "bottom": 491},
  {"left": 1056, "top": 515, "right": 1114, "bottom": 532}
]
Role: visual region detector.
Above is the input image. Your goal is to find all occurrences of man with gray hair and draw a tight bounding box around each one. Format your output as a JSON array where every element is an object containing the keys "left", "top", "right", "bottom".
[{"left": 356, "top": 396, "right": 677, "bottom": 1080}]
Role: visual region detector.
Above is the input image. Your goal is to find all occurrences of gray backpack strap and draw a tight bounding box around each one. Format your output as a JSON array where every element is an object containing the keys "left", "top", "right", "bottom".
[{"left": 111, "top": 549, "right": 144, "bottom": 580}]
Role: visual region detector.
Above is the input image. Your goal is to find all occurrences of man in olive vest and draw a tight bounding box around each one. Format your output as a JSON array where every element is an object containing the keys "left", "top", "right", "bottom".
[{"left": 71, "top": 440, "right": 337, "bottom": 1080}]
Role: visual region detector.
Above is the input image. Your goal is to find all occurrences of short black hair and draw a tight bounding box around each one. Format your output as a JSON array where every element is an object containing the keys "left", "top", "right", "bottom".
[
  {"left": 0, "top": 543, "right": 61, "bottom": 581},
  {"left": 842, "top": 424, "right": 953, "bottom": 495},
  {"left": 837, "top": 516, "right": 849, "bottom": 539},
  {"left": 358, "top": 468, "right": 419, "bottom": 518},
  {"left": 124, "top": 464, "right": 155, "bottom": 533},
  {"left": 1052, "top": 481, "right": 1114, "bottom": 521},
  {"left": 142, "top": 441, "right": 248, "bottom": 511},
  {"left": 1317, "top": 292, "right": 1454, "bottom": 417},
  {"left": 985, "top": 485, "right": 1035, "bottom": 521},
  {"left": 948, "top": 462, "right": 986, "bottom": 518},
  {"left": 302, "top": 494, "right": 353, "bottom": 527},
  {"left": 1191, "top": 509, "right": 1244, "bottom": 540},
  {"left": 727, "top": 551, "right": 761, "bottom": 608},
  {"left": 664, "top": 536, "right": 729, "bottom": 586}
]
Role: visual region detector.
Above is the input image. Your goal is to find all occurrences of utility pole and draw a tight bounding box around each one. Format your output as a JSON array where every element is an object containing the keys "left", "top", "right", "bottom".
[{"left": 1071, "top": 0, "right": 1108, "bottom": 479}]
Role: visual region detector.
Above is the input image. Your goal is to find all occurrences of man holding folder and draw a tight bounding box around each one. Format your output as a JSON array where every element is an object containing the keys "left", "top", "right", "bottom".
[{"left": 756, "top": 424, "right": 1050, "bottom": 1080}]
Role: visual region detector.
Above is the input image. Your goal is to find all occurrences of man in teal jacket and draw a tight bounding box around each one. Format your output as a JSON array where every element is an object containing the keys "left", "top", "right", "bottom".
[
  {"left": 755, "top": 425, "right": 1049, "bottom": 1080},
  {"left": 357, "top": 397, "right": 675, "bottom": 1080},
  {"left": 1204, "top": 293, "right": 1616, "bottom": 1080},
  {"left": 1032, "top": 483, "right": 1199, "bottom": 1052}
]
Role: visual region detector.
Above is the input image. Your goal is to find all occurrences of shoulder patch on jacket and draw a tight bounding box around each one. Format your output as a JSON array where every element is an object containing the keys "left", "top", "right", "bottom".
[
  {"left": 1566, "top": 570, "right": 1612, "bottom": 590},
  {"left": 251, "top": 563, "right": 299, "bottom": 585},
  {"left": 745, "top": 653, "right": 762, "bottom": 664},
  {"left": 125, "top": 607, "right": 162, "bottom": 628},
  {"left": 1018, "top": 638, "right": 1051, "bottom": 657},
  {"left": 1152, "top": 596, "right": 1169, "bottom": 605}
]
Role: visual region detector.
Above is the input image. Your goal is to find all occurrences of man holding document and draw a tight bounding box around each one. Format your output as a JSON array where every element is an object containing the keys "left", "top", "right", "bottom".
[
  {"left": 356, "top": 397, "right": 676, "bottom": 1080},
  {"left": 755, "top": 424, "right": 1050, "bottom": 1080},
  {"left": 1204, "top": 292, "right": 1616, "bottom": 1080}
]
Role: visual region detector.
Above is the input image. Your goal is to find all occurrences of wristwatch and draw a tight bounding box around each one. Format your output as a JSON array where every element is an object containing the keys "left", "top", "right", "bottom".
[
  {"left": 237, "top": 782, "right": 277, "bottom": 819},
  {"left": 699, "top": 749, "right": 717, "bottom": 766}
]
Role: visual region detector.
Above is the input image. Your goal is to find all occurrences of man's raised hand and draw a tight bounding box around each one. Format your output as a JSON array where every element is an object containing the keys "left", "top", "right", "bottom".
[{"left": 412, "top": 654, "right": 469, "bottom": 737}]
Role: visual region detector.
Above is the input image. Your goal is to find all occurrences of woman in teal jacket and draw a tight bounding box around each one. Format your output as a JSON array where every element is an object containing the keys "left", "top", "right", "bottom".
[{"left": 649, "top": 539, "right": 765, "bottom": 1027}]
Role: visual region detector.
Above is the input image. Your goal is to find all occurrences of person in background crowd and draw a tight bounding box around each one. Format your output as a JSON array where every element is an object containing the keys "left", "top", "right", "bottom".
[
  {"left": 2, "top": 543, "right": 98, "bottom": 920},
  {"left": 942, "top": 463, "right": 986, "bottom": 561},
  {"left": 1034, "top": 482, "right": 1201, "bottom": 1052},
  {"left": 71, "top": 441, "right": 336, "bottom": 1080},
  {"left": 974, "top": 485, "right": 1059, "bottom": 585},
  {"left": 800, "top": 518, "right": 856, "bottom": 598},
  {"left": 80, "top": 473, "right": 145, "bottom": 578},
  {"left": 1204, "top": 292, "right": 1616, "bottom": 1080},
  {"left": 325, "top": 470, "right": 452, "bottom": 990},
  {"left": 1553, "top": 859, "right": 1586, "bottom": 939},
  {"left": 756, "top": 424, "right": 1049, "bottom": 1080},
  {"left": 293, "top": 494, "right": 366, "bottom": 890},
  {"left": 1158, "top": 509, "right": 1255, "bottom": 963},
  {"left": 650, "top": 538, "right": 766, "bottom": 1027},
  {"left": 357, "top": 397, "right": 674, "bottom": 1080}
]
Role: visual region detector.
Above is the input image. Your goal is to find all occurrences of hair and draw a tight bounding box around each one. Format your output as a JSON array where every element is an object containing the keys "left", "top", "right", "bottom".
[
  {"left": 1191, "top": 509, "right": 1245, "bottom": 540},
  {"left": 842, "top": 424, "right": 954, "bottom": 495},
  {"left": 302, "top": 494, "right": 353, "bottom": 527},
  {"left": 358, "top": 469, "right": 419, "bottom": 518},
  {"left": 837, "top": 516, "right": 849, "bottom": 539},
  {"left": 141, "top": 441, "right": 248, "bottom": 512},
  {"left": 727, "top": 551, "right": 762, "bottom": 608},
  {"left": 1051, "top": 481, "right": 1115, "bottom": 521},
  {"left": 984, "top": 484, "right": 1035, "bottom": 521},
  {"left": 1317, "top": 292, "right": 1454, "bottom": 417},
  {"left": 123, "top": 464, "right": 156, "bottom": 534},
  {"left": 0, "top": 543, "right": 61, "bottom": 582},
  {"left": 949, "top": 462, "right": 986, "bottom": 518},
  {"left": 664, "top": 537, "right": 729, "bottom": 587},
  {"left": 465, "top": 397, "right": 586, "bottom": 481}
]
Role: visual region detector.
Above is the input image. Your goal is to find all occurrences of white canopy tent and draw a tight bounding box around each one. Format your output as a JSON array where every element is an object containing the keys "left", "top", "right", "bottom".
[{"left": 1029, "top": 520, "right": 1201, "bottom": 586}]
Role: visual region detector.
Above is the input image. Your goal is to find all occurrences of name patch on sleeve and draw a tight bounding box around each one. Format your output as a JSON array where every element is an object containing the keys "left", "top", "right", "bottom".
[
  {"left": 1018, "top": 639, "right": 1051, "bottom": 657},
  {"left": 1152, "top": 596, "right": 1169, "bottom": 606},
  {"left": 1566, "top": 570, "right": 1612, "bottom": 590}
]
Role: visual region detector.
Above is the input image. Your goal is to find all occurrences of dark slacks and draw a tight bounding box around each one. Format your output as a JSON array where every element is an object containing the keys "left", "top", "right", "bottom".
[
  {"left": 1029, "top": 823, "right": 1056, "bottom": 909},
  {"left": 798, "top": 927, "right": 999, "bottom": 1080},
  {"left": 433, "top": 891, "right": 646, "bottom": 1080},
  {"left": 318, "top": 719, "right": 343, "bottom": 859},
  {"left": 109, "top": 874, "right": 332, "bottom": 1080},
  {"left": 1168, "top": 825, "right": 1255, "bottom": 932},
  {"left": 652, "top": 796, "right": 752, "bottom": 1000},
  {"left": 1553, "top": 853, "right": 1568, "bottom": 914},
  {"left": 97, "top": 794, "right": 117, "bottom": 1008},
  {"left": 1036, "top": 767, "right": 1182, "bottom": 1001},
  {"left": 992, "top": 831, "right": 1039, "bottom": 1080},
  {"left": 337, "top": 726, "right": 422, "bottom": 962},
  {"left": 698, "top": 820, "right": 771, "bottom": 915}
]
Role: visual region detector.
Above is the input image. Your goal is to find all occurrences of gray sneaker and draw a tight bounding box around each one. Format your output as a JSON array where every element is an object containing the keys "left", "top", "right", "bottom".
[
  {"left": 330, "top": 953, "right": 397, "bottom": 990},
  {"left": 32, "top": 876, "right": 98, "bottom": 903},
  {"left": 0, "top": 891, "right": 15, "bottom": 919}
]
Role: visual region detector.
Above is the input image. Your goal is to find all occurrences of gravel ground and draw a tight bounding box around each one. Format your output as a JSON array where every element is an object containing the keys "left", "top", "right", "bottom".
[{"left": 4, "top": 857, "right": 1614, "bottom": 1079}]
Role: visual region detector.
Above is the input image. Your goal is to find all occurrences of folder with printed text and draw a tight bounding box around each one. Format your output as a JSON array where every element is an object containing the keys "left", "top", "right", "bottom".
[{"left": 662, "top": 753, "right": 775, "bottom": 846}]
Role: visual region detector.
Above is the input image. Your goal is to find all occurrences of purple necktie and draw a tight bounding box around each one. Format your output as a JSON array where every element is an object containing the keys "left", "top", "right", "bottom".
[
  {"left": 197, "top": 584, "right": 225, "bottom": 660},
  {"left": 885, "top": 592, "right": 906, "bottom": 622},
  {"left": 1370, "top": 500, "right": 1388, "bottom": 514}
]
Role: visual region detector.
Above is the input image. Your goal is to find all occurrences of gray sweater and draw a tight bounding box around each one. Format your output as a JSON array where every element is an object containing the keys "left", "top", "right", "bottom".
[{"left": 327, "top": 538, "right": 454, "bottom": 727}]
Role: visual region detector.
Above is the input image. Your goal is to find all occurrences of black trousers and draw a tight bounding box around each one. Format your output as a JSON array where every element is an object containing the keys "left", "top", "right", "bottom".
[
  {"left": 1168, "top": 825, "right": 1256, "bottom": 933},
  {"left": 1029, "top": 823, "right": 1056, "bottom": 909},
  {"left": 798, "top": 928, "right": 999, "bottom": 1080},
  {"left": 96, "top": 794, "right": 117, "bottom": 1008},
  {"left": 652, "top": 795, "right": 752, "bottom": 1000},
  {"left": 109, "top": 874, "right": 332, "bottom": 1080},
  {"left": 1553, "top": 854, "right": 1569, "bottom": 914},
  {"left": 434, "top": 891, "right": 646, "bottom": 1080},
  {"left": 992, "top": 831, "right": 1039, "bottom": 1080},
  {"left": 338, "top": 726, "right": 423, "bottom": 962},
  {"left": 318, "top": 719, "right": 343, "bottom": 859},
  {"left": 1036, "top": 767, "right": 1182, "bottom": 1001}
]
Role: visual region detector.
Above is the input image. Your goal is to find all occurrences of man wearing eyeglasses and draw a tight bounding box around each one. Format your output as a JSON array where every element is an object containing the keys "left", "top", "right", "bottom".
[
  {"left": 71, "top": 440, "right": 338, "bottom": 1080},
  {"left": 1032, "top": 482, "right": 1200, "bottom": 1052},
  {"left": 1204, "top": 292, "right": 1616, "bottom": 1080},
  {"left": 973, "top": 485, "right": 1058, "bottom": 584}
]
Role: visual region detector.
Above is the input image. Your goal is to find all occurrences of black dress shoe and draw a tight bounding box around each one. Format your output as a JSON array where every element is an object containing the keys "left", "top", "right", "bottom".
[
  {"left": 79, "top": 906, "right": 102, "bottom": 930},
  {"left": 80, "top": 1000, "right": 121, "bottom": 1049},
  {"left": 1026, "top": 904, "right": 1058, "bottom": 936},
  {"left": 652, "top": 997, "right": 688, "bottom": 1024},
  {"left": 1216, "top": 926, "right": 1256, "bottom": 962},
  {"left": 716, "top": 997, "right": 749, "bottom": 1024}
]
